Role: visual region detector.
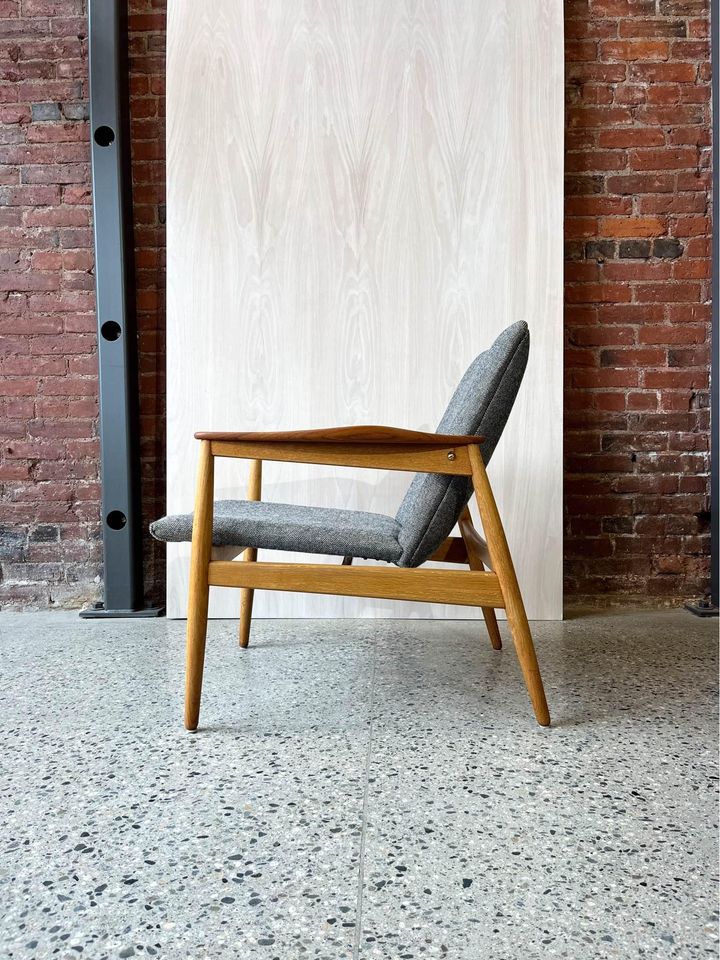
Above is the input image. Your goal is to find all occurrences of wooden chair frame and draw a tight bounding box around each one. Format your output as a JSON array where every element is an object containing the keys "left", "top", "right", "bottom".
[{"left": 184, "top": 427, "right": 550, "bottom": 730}]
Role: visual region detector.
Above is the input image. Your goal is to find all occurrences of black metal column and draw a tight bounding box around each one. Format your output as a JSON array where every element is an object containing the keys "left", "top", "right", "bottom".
[
  {"left": 81, "top": 0, "right": 162, "bottom": 618},
  {"left": 712, "top": 0, "right": 719, "bottom": 610},
  {"left": 690, "top": 0, "right": 719, "bottom": 615}
]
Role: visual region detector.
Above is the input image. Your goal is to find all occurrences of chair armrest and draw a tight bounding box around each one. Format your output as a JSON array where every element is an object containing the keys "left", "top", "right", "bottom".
[
  {"left": 196, "top": 426, "right": 480, "bottom": 476},
  {"left": 195, "top": 425, "right": 483, "bottom": 446}
]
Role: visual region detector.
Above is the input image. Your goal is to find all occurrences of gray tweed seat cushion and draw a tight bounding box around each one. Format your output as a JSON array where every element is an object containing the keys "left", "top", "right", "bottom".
[{"left": 150, "top": 499, "right": 403, "bottom": 563}]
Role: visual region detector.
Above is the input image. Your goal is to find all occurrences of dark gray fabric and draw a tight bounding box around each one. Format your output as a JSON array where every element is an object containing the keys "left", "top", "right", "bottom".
[
  {"left": 150, "top": 499, "right": 403, "bottom": 563},
  {"left": 394, "top": 321, "right": 530, "bottom": 568}
]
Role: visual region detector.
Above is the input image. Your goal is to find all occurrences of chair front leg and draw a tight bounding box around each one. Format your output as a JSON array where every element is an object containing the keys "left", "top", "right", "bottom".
[
  {"left": 467, "top": 445, "right": 550, "bottom": 727},
  {"left": 239, "top": 458, "right": 262, "bottom": 648},
  {"left": 185, "top": 440, "right": 214, "bottom": 730}
]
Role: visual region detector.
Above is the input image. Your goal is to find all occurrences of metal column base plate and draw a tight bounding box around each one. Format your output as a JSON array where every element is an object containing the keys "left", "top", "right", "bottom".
[
  {"left": 684, "top": 599, "right": 719, "bottom": 618},
  {"left": 80, "top": 602, "right": 165, "bottom": 619}
]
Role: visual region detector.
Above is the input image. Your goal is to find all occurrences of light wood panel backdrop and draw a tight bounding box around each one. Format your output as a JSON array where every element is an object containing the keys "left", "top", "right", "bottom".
[{"left": 166, "top": 0, "right": 564, "bottom": 619}]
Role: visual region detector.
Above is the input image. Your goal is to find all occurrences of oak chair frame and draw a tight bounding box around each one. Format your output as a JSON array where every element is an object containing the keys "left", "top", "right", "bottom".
[{"left": 184, "top": 427, "right": 550, "bottom": 731}]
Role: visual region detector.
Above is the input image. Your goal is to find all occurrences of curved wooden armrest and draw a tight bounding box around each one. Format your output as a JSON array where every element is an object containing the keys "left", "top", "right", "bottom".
[{"left": 194, "top": 425, "right": 483, "bottom": 446}]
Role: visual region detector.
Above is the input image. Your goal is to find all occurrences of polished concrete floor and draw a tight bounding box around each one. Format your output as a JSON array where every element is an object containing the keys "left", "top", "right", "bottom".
[{"left": 0, "top": 610, "right": 716, "bottom": 959}]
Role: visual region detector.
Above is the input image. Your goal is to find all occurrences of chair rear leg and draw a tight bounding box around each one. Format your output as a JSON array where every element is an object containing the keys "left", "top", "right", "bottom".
[
  {"left": 459, "top": 507, "right": 502, "bottom": 650},
  {"left": 239, "top": 556, "right": 256, "bottom": 649},
  {"left": 468, "top": 447, "right": 550, "bottom": 727},
  {"left": 480, "top": 604, "right": 502, "bottom": 651},
  {"left": 239, "top": 459, "right": 262, "bottom": 648},
  {"left": 185, "top": 441, "right": 214, "bottom": 731}
]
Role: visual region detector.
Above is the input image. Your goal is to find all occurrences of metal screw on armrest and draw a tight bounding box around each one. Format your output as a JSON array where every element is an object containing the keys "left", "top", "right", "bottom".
[{"left": 447, "top": 451, "right": 456, "bottom": 460}]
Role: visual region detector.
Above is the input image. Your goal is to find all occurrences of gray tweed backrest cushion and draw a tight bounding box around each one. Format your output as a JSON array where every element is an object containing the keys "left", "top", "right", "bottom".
[{"left": 394, "top": 320, "right": 530, "bottom": 568}]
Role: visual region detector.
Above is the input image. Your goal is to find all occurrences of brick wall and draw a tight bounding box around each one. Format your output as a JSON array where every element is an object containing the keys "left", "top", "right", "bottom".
[
  {"left": 565, "top": 0, "right": 711, "bottom": 602},
  {"left": 0, "top": 0, "right": 99, "bottom": 608},
  {"left": 0, "top": 0, "right": 712, "bottom": 609}
]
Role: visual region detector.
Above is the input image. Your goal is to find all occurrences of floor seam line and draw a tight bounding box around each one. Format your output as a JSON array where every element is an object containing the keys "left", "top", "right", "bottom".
[{"left": 353, "top": 636, "right": 377, "bottom": 960}]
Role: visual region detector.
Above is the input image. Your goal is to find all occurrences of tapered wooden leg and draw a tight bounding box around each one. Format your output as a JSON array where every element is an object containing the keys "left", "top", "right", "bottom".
[
  {"left": 480, "top": 600, "right": 502, "bottom": 650},
  {"left": 480, "top": 605, "right": 502, "bottom": 650},
  {"left": 239, "top": 459, "right": 262, "bottom": 648},
  {"left": 185, "top": 440, "right": 214, "bottom": 731},
  {"left": 240, "top": 580, "right": 257, "bottom": 649},
  {"left": 238, "top": 577, "right": 255, "bottom": 649},
  {"left": 468, "top": 446, "right": 550, "bottom": 727},
  {"left": 459, "top": 507, "right": 502, "bottom": 650}
]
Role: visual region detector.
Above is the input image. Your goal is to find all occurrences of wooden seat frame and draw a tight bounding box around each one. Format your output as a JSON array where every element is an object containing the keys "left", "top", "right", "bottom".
[{"left": 184, "top": 427, "right": 550, "bottom": 730}]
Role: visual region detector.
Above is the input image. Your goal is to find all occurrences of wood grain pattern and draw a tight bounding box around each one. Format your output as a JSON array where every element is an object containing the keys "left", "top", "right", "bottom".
[
  {"left": 208, "top": 560, "right": 506, "bottom": 609},
  {"left": 459, "top": 506, "right": 503, "bottom": 651},
  {"left": 209, "top": 439, "right": 472, "bottom": 475},
  {"left": 468, "top": 443, "right": 550, "bottom": 725},
  {"left": 195, "top": 425, "right": 483, "bottom": 445},
  {"left": 166, "top": 0, "right": 563, "bottom": 619},
  {"left": 238, "top": 458, "right": 262, "bottom": 647},
  {"left": 184, "top": 441, "right": 214, "bottom": 730}
]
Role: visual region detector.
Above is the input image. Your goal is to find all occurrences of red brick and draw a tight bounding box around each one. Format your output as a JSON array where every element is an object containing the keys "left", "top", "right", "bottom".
[
  {"left": 23, "top": 205, "right": 87, "bottom": 226},
  {"left": 566, "top": 196, "right": 633, "bottom": 216},
  {"left": 598, "top": 215, "right": 666, "bottom": 237},
  {"left": 21, "top": 0, "right": 84, "bottom": 14},
  {"left": 565, "top": 216, "right": 601, "bottom": 239},
  {"left": 570, "top": 325, "right": 636, "bottom": 347},
  {"left": 603, "top": 261, "right": 672, "bottom": 280},
  {"left": 676, "top": 169, "right": 711, "bottom": 190},
  {"left": 627, "top": 391, "right": 659, "bottom": 410},
  {"left": 62, "top": 249, "right": 92, "bottom": 270},
  {"left": 629, "top": 61, "right": 697, "bottom": 81},
  {"left": 634, "top": 281, "right": 702, "bottom": 302},
  {"left": 643, "top": 369, "right": 709, "bottom": 389},
  {"left": 0, "top": 270, "right": 59, "bottom": 291},
  {"left": 681, "top": 236, "right": 710, "bottom": 256},
  {"left": 566, "top": 282, "right": 633, "bottom": 303},
  {"left": 600, "top": 347, "right": 667, "bottom": 366},
  {"left": 638, "top": 324, "right": 706, "bottom": 344},
  {"left": 571, "top": 368, "right": 640, "bottom": 388},
  {"left": 566, "top": 149, "right": 629, "bottom": 172},
  {"left": 620, "top": 21, "right": 690, "bottom": 41},
  {"left": 598, "top": 127, "right": 665, "bottom": 147},
  {"left": 606, "top": 38, "right": 671, "bottom": 60},
  {"left": 672, "top": 258, "right": 710, "bottom": 278},
  {"left": 638, "top": 192, "right": 706, "bottom": 213},
  {"left": 636, "top": 103, "right": 704, "bottom": 124},
  {"left": 629, "top": 147, "right": 699, "bottom": 169},
  {"left": 647, "top": 83, "right": 682, "bottom": 106},
  {"left": 606, "top": 173, "right": 675, "bottom": 194},
  {"left": 671, "top": 215, "right": 710, "bottom": 236}
]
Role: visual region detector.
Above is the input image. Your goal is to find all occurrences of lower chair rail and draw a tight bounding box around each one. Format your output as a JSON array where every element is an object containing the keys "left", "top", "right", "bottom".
[{"left": 207, "top": 560, "right": 506, "bottom": 608}]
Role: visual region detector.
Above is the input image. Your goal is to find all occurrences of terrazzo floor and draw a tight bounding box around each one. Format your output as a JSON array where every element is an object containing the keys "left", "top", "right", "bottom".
[{"left": 0, "top": 609, "right": 717, "bottom": 960}]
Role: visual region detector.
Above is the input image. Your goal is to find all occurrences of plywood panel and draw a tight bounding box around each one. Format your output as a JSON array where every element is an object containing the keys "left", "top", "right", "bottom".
[{"left": 166, "top": 0, "right": 563, "bottom": 619}]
